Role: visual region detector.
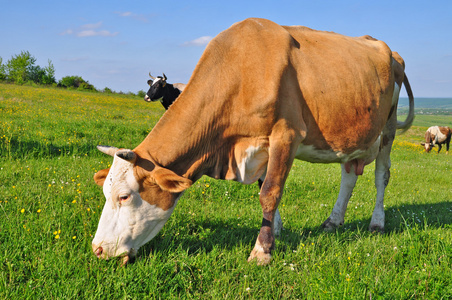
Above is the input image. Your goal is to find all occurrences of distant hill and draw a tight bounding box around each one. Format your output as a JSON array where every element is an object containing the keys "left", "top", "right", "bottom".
[{"left": 398, "top": 98, "right": 452, "bottom": 115}]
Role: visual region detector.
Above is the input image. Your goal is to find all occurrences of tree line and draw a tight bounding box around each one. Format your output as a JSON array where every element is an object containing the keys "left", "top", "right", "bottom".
[{"left": 0, "top": 51, "right": 146, "bottom": 97}]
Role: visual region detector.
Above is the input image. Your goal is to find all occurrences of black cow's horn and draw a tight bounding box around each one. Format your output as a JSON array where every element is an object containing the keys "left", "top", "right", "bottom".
[
  {"left": 162, "top": 73, "right": 167, "bottom": 81},
  {"left": 149, "top": 72, "right": 156, "bottom": 80}
]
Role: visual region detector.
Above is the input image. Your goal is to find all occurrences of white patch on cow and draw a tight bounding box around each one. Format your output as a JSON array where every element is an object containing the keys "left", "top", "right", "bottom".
[
  {"left": 392, "top": 82, "right": 400, "bottom": 106},
  {"left": 151, "top": 77, "right": 162, "bottom": 86},
  {"left": 236, "top": 145, "right": 267, "bottom": 184},
  {"left": 370, "top": 171, "right": 386, "bottom": 230},
  {"left": 430, "top": 126, "right": 447, "bottom": 144},
  {"left": 325, "top": 164, "right": 359, "bottom": 227},
  {"left": 92, "top": 154, "right": 180, "bottom": 258}
]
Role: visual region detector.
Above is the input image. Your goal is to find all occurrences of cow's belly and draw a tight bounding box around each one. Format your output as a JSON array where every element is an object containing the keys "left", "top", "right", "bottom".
[
  {"left": 224, "top": 139, "right": 269, "bottom": 184},
  {"left": 225, "top": 134, "right": 381, "bottom": 184},
  {"left": 295, "top": 135, "right": 381, "bottom": 164}
]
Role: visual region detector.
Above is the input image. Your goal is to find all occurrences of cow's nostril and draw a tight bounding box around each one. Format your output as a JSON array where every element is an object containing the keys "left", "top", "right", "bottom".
[{"left": 95, "top": 246, "right": 103, "bottom": 257}]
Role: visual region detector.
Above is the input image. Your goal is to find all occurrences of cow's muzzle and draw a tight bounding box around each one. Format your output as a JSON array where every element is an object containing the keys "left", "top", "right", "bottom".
[{"left": 92, "top": 244, "right": 132, "bottom": 266}]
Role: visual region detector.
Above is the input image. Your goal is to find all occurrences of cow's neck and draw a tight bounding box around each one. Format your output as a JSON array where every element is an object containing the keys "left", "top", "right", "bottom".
[
  {"left": 135, "top": 90, "right": 225, "bottom": 181},
  {"left": 161, "top": 84, "right": 181, "bottom": 109}
]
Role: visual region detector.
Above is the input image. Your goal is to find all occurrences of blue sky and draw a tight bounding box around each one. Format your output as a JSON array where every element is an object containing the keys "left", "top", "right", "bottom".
[{"left": 1, "top": 0, "right": 451, "bottom": 97}]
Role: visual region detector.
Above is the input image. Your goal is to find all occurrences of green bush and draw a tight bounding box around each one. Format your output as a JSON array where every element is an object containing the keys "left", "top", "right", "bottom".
[
  {"left": 27, "top": 65, "right": 46, "bottom": 84},
  {"left": 5, "top": 51, "right": 35, "bottom": 84},
  {"left": 103, "top": 87, "right": 113, "bottom": 94},
  {"left": 137, "top": 90, "right": 146, "bottom": 98},
  {"left": 58, "top": 75, "right": 95, "bottom": 91},
  {"left": 1, "top": 51, "right": 56, "bottom": 85},
  {"left": 41, "top": 60, "right": 56, "bottom": 85},
  {"left": 0, "top": 57, "right": 6, "bottom": 81},
  {"left": 58, "top": 75, "right": 84, "bottom": 88},
  {"left": 78, "top": 81, "right": 96, "bottom": 92}
]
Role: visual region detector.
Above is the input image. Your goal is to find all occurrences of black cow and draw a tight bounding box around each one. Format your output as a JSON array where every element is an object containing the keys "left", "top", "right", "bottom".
[{"left": 145, "top": 73, "right": 186, "bottom": 110}]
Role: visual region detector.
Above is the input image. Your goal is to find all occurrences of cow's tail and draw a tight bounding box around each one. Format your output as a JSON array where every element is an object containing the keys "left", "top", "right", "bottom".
[{"left": 396, "top": 74, "right": 415, "bottom": 133}]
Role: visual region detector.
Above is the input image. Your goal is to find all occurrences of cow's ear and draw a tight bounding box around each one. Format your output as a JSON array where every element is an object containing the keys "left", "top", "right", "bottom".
[
  {"left": 147, "top": 79, "right": 153, "bottom": 86},
  {"left": 153, "top": 168, "right": 192, "bottom": 193},
  {"left": 94, "top": 168, "right": 110, "bottom": 186}
]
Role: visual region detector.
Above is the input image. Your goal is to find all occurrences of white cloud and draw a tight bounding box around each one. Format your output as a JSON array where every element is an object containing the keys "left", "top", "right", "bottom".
[
  {"left": 183, "top": 36, "right": 213, "bottom": 46},
  {"left": 80, "top": 22, "right": 103, "bottom": 30},
  {"left": 60, "top": 22, "right": 118, "bottom": 38},
  {"left": 114, "top": 11, "right": 149, "bottom": 22},
  {"left": 77, "top": 30, "right": 119, "bottom": 37},
  {"left": 59, "top": 29, "right": 73, "bottom": 36},
  {"left": 116, "top": 11, "right": 132, "bottom": 17}
]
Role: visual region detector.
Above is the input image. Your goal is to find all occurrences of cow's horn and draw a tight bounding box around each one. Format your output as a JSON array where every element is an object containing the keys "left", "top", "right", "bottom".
[
  {"left": 116, "top": 150, "right": 136, "bottom": 163},
  {"left": 149, "top": 72, "right": 156, "bottom": 80},
  {"left": 97, "top": 145, "right": 119, "bottom": 157},
  {"left": 162, "top": 73, "right": 167, "bottom": 81}
]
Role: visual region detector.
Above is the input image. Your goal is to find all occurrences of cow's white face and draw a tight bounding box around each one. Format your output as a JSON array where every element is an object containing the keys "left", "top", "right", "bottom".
[
  {"left": 92, "top": 147, "right": 191, "bottom": 263},
  {"left": 424, "top": 143, "right": 432, "bottom": 152}
]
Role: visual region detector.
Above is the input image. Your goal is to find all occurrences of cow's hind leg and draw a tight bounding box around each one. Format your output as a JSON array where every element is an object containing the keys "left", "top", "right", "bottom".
[
  {"left": 322, "top": 164, "right": 358, "bottom": 230},
  {"left": 446, "top": 134, "right": 451, "bottom": 155},
  {"left": 370, "top": 120, "right": 397, "bottom": 232},
  {"left": 248, "top": 130, "right": 300, "bottom": 265}
]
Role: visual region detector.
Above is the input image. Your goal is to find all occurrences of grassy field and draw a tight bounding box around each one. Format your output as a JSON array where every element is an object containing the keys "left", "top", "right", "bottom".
[{"left": 1, "top": 83, "right": 451, "bottom": 299}]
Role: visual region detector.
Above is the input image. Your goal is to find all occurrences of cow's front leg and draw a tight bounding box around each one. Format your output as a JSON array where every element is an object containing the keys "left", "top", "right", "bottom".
[
  {"left": 247, "top": 208, "right": 277, "bottom": 265},
  {"left": 322, "top": 164, "right": 358, "bottom": 230},
  {"left": 248, "top": 132, "right": 299, "bottom": 265},
  {"left": 258, "top": 177, "right": 283, "bottom": 237},
  {"left": 249, "top": 180, "right": 286, "bottom": 265}
]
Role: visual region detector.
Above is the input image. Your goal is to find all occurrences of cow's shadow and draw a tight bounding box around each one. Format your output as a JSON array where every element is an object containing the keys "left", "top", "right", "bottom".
[{"left": 139, "top": 201, "right": 452, "bottom": 259}]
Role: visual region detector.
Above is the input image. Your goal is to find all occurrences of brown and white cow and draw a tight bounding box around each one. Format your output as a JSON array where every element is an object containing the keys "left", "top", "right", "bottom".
[
  {"left": 421, "top": 126, "right": 451, "bottom": 154},
  {"left": 92, "top": 18, "right": 415, "bottom": 265}
]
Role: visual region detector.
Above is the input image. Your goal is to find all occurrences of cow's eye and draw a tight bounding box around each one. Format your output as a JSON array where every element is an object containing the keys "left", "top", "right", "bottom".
[{"left": 119, "top": 195, "right": 130, "bottom": 202}]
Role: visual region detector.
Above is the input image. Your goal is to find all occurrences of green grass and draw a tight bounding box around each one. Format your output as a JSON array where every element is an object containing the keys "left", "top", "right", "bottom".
[{"left": 1, "top": 83, "right": 451, "bottom": 299}]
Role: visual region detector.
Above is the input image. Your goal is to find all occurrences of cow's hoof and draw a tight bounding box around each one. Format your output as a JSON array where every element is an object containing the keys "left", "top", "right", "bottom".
[
  {"left": 247, "top": 250, "right": 272, "bottom": 266},
  {"left": 321, "top": 217, "right": 340, "bottom": 232},
  {"left": 369, "top": 224, "right": 385, "bottom": 233}
]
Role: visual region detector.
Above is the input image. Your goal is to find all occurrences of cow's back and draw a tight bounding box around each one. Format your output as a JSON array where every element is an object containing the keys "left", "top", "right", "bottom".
[
  {"left": 282, "top": 26, "right": 395, "bottom": 153},
  {"left": 140, "top": 18, "right": 399, "bottom": 171}
]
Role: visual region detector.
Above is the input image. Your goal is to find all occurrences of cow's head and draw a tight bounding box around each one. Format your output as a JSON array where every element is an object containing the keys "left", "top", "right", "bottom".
[
  {"left": 92, "top": 146, "right": 192, "bottom": 264},
  {"left": 144, "top": 73, "right": 167, "bottom": 102},
  {"left": 421, "top": 130, "right": 433, "bottom": 152},
  {"left": 421, "top": 142, "right": 434, "bottom": 153}
]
